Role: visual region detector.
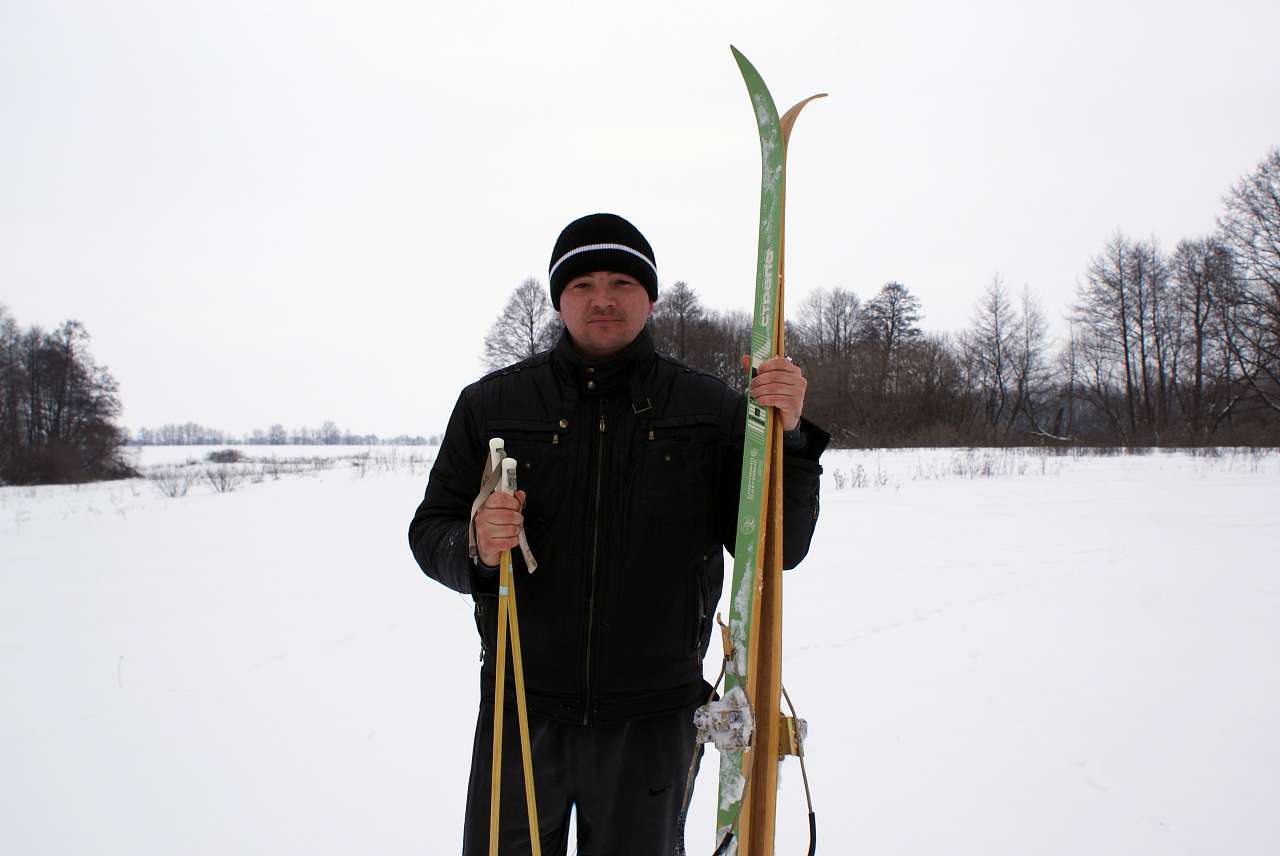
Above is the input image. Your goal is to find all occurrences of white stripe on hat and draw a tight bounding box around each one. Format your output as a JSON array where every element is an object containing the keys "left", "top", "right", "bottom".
[{"left": 549, "top": 243, "right": 657, "bottom": 280}]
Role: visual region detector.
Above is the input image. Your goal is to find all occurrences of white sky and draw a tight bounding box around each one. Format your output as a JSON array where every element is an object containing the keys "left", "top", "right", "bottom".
[{"left": 4, "top": 0, "right": 1279, "bottom": 437}]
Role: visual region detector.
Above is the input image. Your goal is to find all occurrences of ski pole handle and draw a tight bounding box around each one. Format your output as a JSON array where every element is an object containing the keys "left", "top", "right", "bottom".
[
  {"left": 489, "top": 437, "right": 505, "bottom": 472},
  {"left": 496, "top": 454, "right": 538, "bottom": 573},
  {"left": 499, "top": 457, "right": 518, "bottom": 495}
]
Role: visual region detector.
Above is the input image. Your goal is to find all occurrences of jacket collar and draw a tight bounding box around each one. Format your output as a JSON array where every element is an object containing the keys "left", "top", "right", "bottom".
[{"left": 552, "top": 326, "right": 656, "bottom": 401}]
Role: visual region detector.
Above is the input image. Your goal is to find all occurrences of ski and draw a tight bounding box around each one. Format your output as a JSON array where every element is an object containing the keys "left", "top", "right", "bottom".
[{"left": 712, "top": 46, "right": 824, "bottom": 856}]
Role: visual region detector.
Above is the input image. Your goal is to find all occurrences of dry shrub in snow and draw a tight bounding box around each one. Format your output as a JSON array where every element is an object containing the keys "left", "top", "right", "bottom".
[
  {"left": 148, "top": 466, "right": 195, "bottom": 498},
  {"left": 205, "top": 465, "right": 244, "bottom": 494},
  {"left": 352, "top": 451, "right": 372, "bottom": 478},
  {"left": 346, "top": 447, "right": 431, "bottom": 478}
]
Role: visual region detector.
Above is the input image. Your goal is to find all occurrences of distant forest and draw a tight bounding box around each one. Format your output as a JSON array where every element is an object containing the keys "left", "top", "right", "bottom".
[
  {"left": 485, "top": 147, "right": 1280, "bottom": 447},
  {"left": 129, "top": 422, "right": 440, "bottom": 447},
  {"left": 5, "top": 147, "right": 1278, "bottom": 484}
]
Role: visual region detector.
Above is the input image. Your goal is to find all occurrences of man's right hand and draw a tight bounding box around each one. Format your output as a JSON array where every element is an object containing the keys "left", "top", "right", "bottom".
[{"left": 474, "top": 488, "right": 526, "bottom": 567}]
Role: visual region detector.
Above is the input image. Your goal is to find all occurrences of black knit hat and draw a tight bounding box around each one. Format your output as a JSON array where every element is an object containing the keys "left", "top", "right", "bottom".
[{"left": 548, "top": 213, "right": 658, "bottom": 310}]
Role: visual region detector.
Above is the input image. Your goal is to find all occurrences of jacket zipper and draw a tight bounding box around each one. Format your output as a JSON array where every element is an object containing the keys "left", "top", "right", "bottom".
[{"left": 582, "top": 400, "right": 607, "bottom": 724}]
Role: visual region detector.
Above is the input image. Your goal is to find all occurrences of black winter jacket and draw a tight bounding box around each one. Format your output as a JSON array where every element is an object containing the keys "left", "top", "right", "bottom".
[{"left": 408, "top": 329, "right": 828, "bottom": 724}]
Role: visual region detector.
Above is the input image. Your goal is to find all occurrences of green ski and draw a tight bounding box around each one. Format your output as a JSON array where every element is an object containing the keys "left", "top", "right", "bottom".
[{"left": 710, "top": 46, "right": 824, "bottom": 856}]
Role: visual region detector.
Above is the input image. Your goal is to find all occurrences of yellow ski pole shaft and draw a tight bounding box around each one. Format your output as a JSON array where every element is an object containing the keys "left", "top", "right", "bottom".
[
  {"left": 489, "top": 559, "right": 509, "bottom": 856},
  {"left": 491, "top": 456, "right": 541, "bottom": 856},
  {"left": 487, "top": 440, "right": 507, "bottom": 856}
]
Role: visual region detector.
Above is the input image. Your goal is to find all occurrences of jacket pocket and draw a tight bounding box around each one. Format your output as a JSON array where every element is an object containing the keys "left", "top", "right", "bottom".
[
  {"left": 637, "top": 414, "right": 720, "bottom": 490},
  {"left": 486, "top": 417, "right": 569, "bottom": 529},
  {"left": 635, "top": 413, "right": 721, "bottom": 546}
]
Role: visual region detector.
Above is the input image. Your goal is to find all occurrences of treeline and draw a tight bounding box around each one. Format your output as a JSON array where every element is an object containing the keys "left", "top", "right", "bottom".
[
  {"left": 484, "top": 146, "right": 1280, "bottom": 447},
  {"left": 130, "top": 422, "right": 441, "bottom": 447},
  {"left": 1, "top": 307, "right": 134, "bottom": 483}
]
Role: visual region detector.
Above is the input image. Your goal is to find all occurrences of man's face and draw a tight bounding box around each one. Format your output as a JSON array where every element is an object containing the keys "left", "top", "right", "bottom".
[{"left": 558, "top": 270, "right": 653, "bottom": 359}]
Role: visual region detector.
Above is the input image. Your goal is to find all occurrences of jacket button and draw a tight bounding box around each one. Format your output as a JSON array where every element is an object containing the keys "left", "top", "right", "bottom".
[
  {"left": 559, "top": 419, "right": 568, "bottom": 429},
  {"left": 587, "top": 380, "right": 596, "bottom": 390}
]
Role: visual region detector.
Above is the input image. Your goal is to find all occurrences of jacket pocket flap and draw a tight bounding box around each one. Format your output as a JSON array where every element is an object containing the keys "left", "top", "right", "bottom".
[
  {"left": 647, "top": 413, "right": 719, "bottom": 430},
  {"left": 488, "top": 417, "right": 561, "bottom": 432}
]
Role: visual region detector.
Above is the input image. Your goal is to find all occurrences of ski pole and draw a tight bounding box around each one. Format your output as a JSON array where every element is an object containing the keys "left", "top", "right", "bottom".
[
  {"left": 487, "top": 442, "right": 507, "bottom": 856},
  {"left": 489, "top": 455, "right": 541, "bottom": 856}
]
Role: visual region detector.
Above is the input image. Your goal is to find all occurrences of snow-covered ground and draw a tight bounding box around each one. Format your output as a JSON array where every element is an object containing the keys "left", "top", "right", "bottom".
[{"left": 3, "top": 446, "right": 1278, "bottom": 855}]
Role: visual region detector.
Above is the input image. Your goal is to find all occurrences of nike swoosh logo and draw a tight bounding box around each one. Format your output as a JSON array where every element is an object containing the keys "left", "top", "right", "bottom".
[{"left": 648, "top": 784, "right": 672, "bottom": 796}]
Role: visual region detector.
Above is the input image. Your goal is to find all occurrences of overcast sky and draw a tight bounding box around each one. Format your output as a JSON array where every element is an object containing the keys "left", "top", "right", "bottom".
[{"left": 5, "top": 0, "right": 1279, "bottom": 437}]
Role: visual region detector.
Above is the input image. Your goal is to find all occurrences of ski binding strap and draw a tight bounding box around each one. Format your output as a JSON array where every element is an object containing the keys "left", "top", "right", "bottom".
[{"left": 694, "top": 686, "right": 755, "bottom": 751}]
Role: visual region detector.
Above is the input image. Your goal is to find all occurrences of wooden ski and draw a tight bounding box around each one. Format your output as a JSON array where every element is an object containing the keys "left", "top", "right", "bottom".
[{"left": 715, "top": 46, "right": 824, "bottom": 856}]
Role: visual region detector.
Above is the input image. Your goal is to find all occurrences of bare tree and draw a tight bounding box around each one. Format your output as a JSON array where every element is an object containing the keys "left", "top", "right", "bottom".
[
  {"left": 895, "top": 333, "right": 970, "bottom": 444},
  {"left": 1219, "top": 146, "right": 1280, "bottom": 416},
  {"left": 649, "top": 281, "right": 703, "bottom": 362},
  {"left": 691, "top": 309, "right": 752, "bottom": 392},
  {"left": 0, "top": 304, "right": 22, "bottom": 475},
  {"left": 1053, "top": 323, "right": 1082, "bottom": 439},
  {"left": 959, "top": 279, "right": 1051, "bottom": 441},
  {"left": 483, "top": 277, "right": 562, "bottom": 371},
  {"left": 960, "top": 276, "right": 1017, "bottom": 439},
  {"left": 861, "top": 281, "right": 922, "bottom": 395},
  {"left": 1130, "top": 239, "right": 1174, "bottom": 436},
  {"left": 796, "top": 287, "right": 861, "bottom": 363},
  {"left": 1009, "top": 286, "right": 1052, "bottom": 436},
  {"left": 1074, "top": 324, "right": 1131, "bottom": 441},
  {"left": 650, "top": 285, "right": 752, "bottom": 389},
  {"left": 1076, "top": 233, "right": 1145, "bottom": 439},
  {"left": 790, "top": 288, "right": 863, "bottom": 439},
  {"left": 1169, "top": 237, "right": 1240, "bottom": 438}
]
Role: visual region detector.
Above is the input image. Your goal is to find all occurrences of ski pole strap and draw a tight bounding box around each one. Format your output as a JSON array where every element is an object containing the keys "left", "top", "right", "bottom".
[
  {"left": 468, "top": 439, "right": 506, "bottom": 561},
  {"left": 469, "top": 438, "right": 538, "bottom": 572},
  {"left": 467, "top": 459, "right": 504, "bottom": 559}
]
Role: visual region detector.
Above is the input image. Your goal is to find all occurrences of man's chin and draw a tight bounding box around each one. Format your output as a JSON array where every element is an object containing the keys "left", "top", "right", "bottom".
[{"left": 575, "top": 330, "right": 631, "bottom": 358}]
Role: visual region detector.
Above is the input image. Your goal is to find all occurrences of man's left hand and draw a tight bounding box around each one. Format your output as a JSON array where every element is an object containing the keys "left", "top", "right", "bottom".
[{"left": 750, "top": 356, "right": 807, "bottom": 432}]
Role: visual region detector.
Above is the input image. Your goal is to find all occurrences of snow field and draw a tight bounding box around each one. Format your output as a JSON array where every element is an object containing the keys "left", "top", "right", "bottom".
[{"left": 2, "top": 446, "right": 1278, "bottom": 854}]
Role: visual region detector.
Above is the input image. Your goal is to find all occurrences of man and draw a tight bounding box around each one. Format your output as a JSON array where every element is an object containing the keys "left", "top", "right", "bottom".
[{"left": 409, "top": 213, "right": 827, "bottom": 855}]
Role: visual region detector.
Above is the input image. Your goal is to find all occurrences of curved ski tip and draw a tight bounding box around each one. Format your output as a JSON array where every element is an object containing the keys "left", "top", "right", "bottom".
[
  {"left": 728, "top": 45, "right": 758, "bottom": 75},
  {"left": 783, "top": 93, "right": 828, "bottom": 117},
  {"left": 780, "top": 93, "right": 828, "bottom": 140}
]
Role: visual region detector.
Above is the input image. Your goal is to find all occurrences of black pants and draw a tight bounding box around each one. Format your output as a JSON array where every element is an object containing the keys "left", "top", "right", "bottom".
[{"left": 462, "top": 701, "right": 703, "bottom": 856}]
